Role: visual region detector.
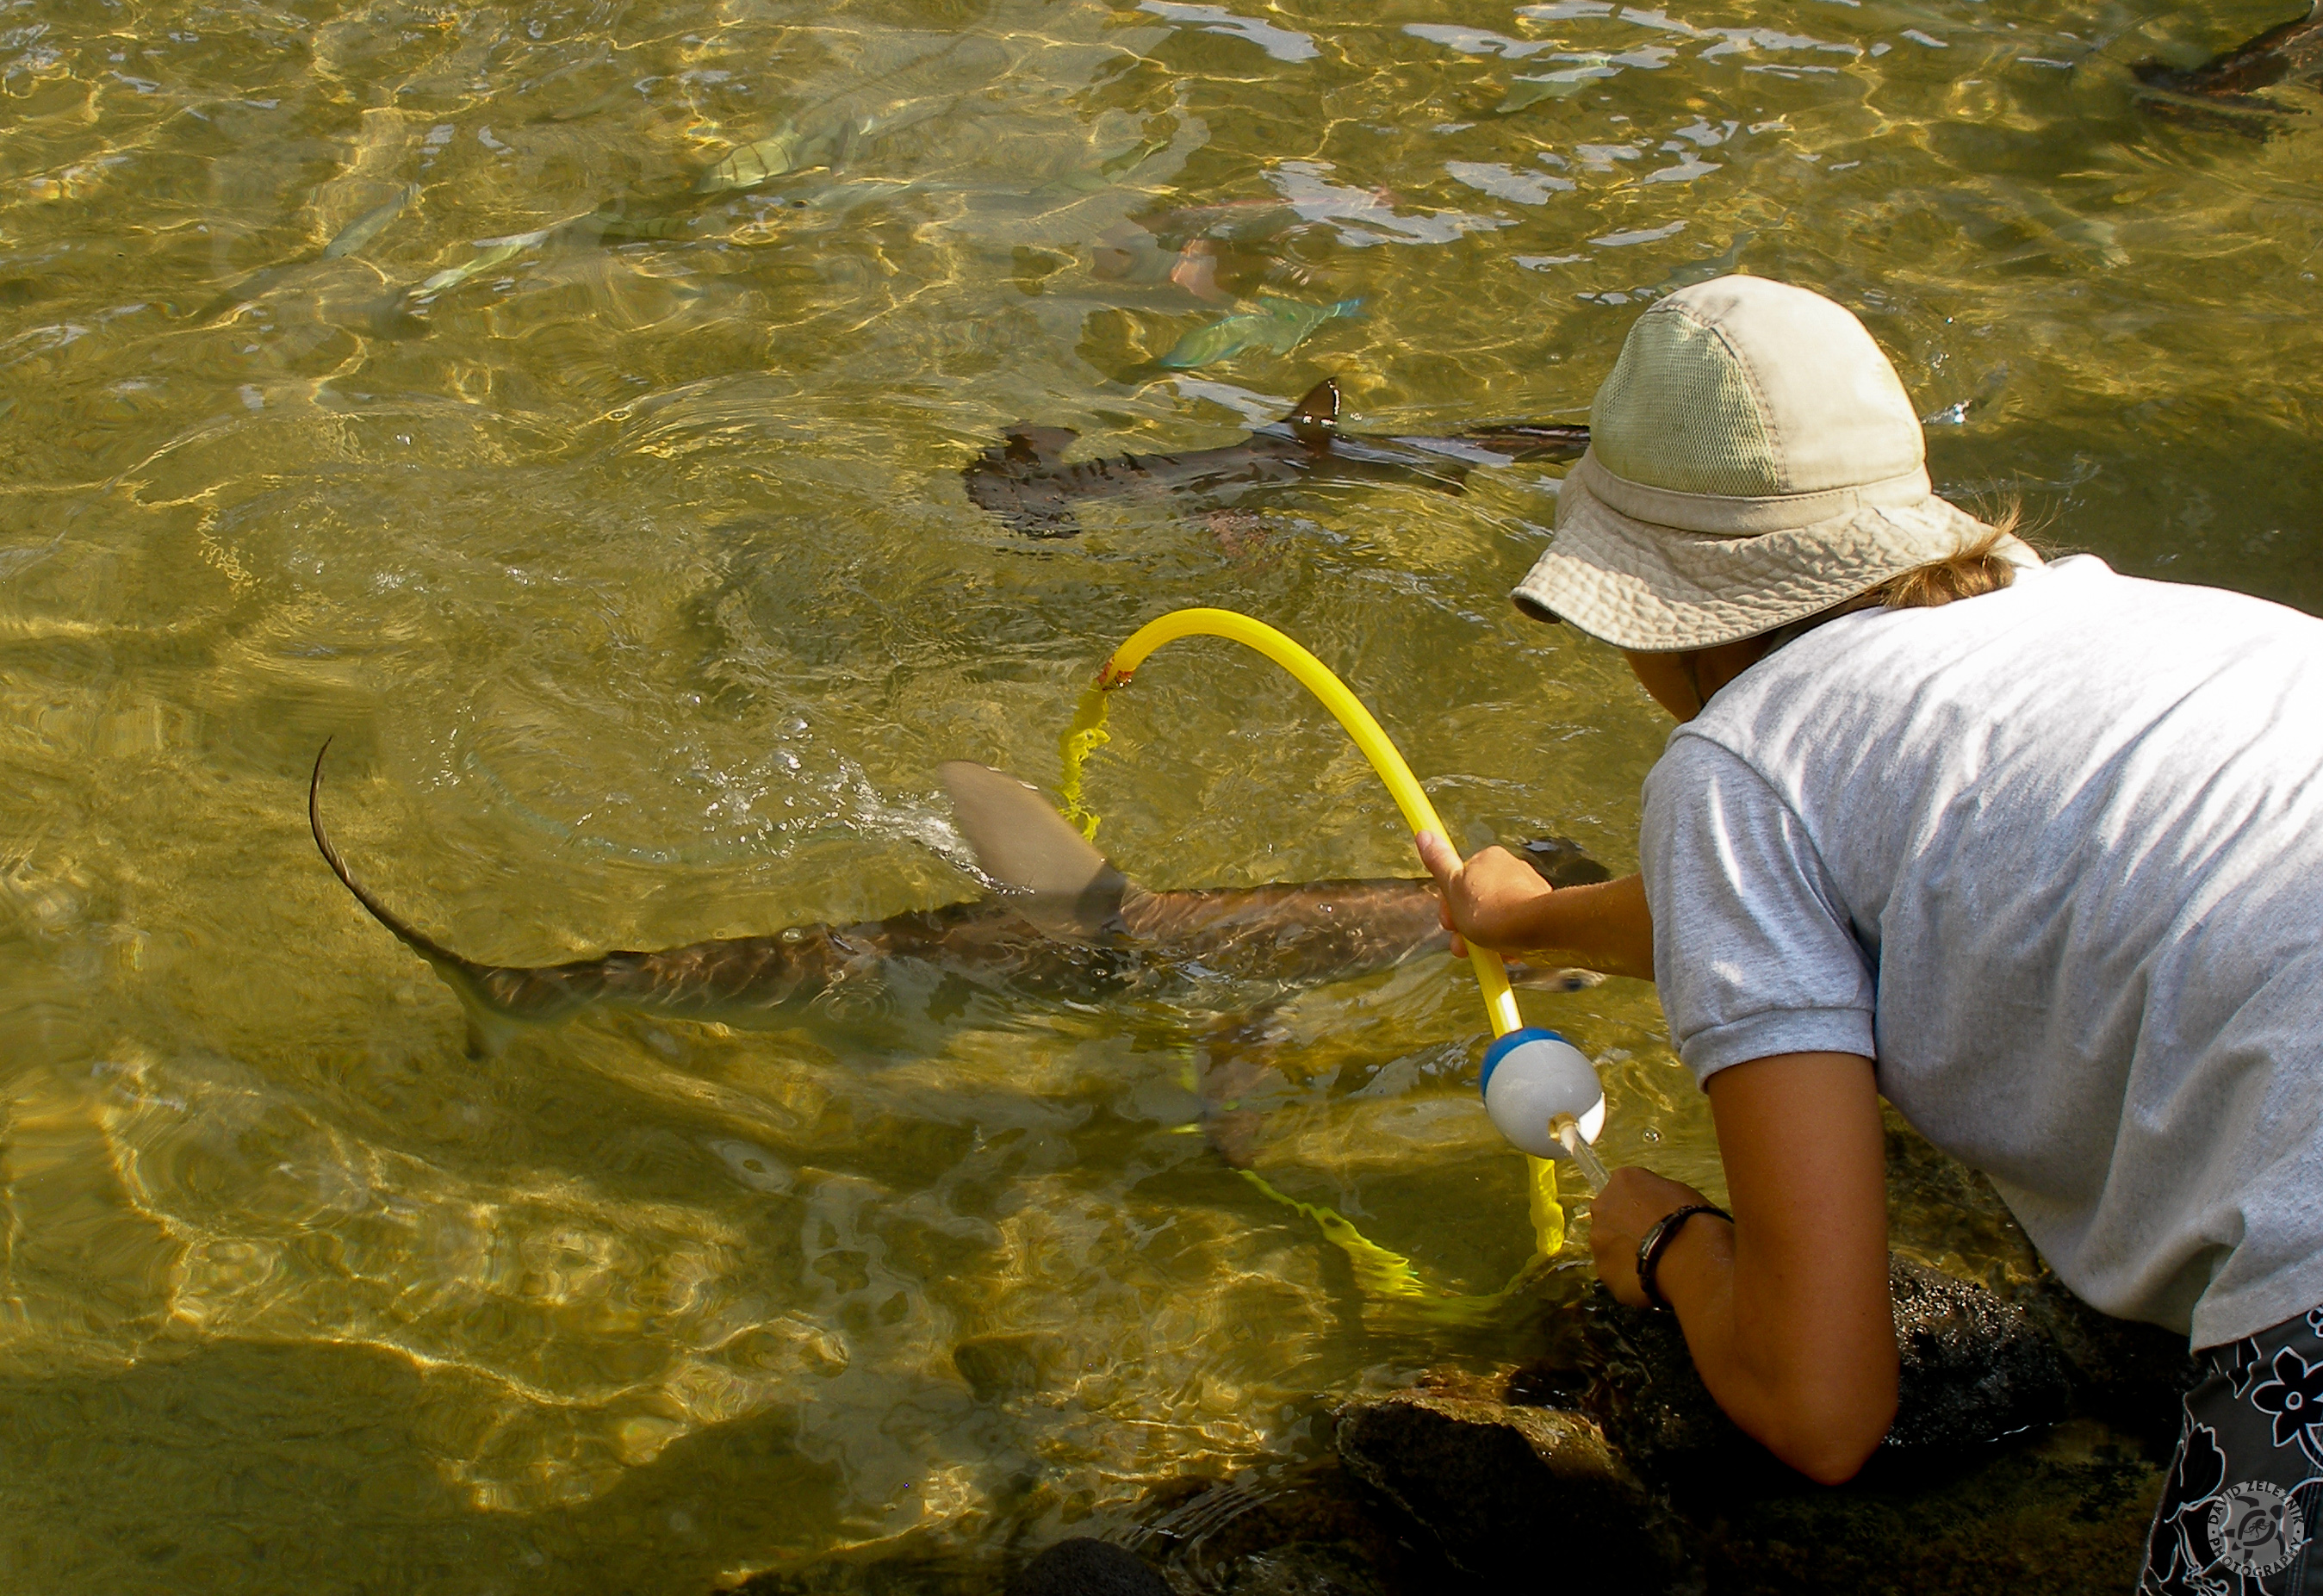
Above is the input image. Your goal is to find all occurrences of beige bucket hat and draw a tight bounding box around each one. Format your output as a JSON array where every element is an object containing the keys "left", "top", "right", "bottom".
[{"left": 1512, "top": 275, "right": 2012, "bottom": 651}]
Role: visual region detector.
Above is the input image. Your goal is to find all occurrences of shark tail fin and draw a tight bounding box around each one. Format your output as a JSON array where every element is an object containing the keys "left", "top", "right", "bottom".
[
  {"left": 308, "top": 742, "right": 525, "bottom": 1053},
  {"left": 1285, "top": 377, "right": 1340, "bottom": 448},
  {"left": 937, "top": 761, "right": 1134, "bottom": 941}
]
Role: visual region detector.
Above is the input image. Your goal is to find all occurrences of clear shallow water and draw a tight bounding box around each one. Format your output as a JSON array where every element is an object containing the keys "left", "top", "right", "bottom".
[{"left": 0, "top": 0, "right": 2316, "bottom": 1587}]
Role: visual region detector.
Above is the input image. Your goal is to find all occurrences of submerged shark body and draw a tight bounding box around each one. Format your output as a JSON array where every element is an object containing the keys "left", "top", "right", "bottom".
[
  {"left": 312, "top": 753, "right": 1604, "bottom": 1062},
  {"left": 2135, "top": 4, "right": 2323, "bottom": 128},
  {"left": 962, "top": 379, "right": 1590, "bottom": 537}
]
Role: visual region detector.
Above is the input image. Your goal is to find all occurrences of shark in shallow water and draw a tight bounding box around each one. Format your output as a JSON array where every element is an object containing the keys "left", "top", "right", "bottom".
[
  {"left": 961, "top": 378, "right": 1590, "bottom": 537},
  {"left": 311, "top": 750, "right": 1606, "bottom": 1069},
  {"left": 2134, "top": 3, "right": 2323, "bottom": 129}
]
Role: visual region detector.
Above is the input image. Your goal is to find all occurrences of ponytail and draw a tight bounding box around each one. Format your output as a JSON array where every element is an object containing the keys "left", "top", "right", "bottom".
[{"left": 1865, "top": 512, "right": 2026, "bottom": 611}]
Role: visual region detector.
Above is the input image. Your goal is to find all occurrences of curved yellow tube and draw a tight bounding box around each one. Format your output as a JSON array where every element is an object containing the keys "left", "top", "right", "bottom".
[
  {"left": 1096, "top": 607, "right": 1526, "bottom": 1037},
  {"left": 1076, "top": 607, "right": 1566, "bottom": 1258}
]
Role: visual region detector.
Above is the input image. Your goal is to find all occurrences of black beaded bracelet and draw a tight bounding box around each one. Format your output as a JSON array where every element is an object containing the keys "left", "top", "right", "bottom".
[{"left": 1634, "top": 1202, "right": 1732, "bottom": 1312}]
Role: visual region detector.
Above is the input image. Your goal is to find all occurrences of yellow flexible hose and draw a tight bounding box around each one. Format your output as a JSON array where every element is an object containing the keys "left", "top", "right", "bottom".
[
  {"left": 1062, "top": 606, "right": 1566, "bottom": 1263},
  {"left": 1097, "top": 608, "right": 1525, "bottom": 1035}
]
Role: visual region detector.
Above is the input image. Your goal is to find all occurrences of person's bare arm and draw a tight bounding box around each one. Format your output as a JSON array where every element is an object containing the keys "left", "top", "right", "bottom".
[
  {"left": 1413, "top": 834, "right": 1655, "bottom": 980},
  {"left": 1589, "top": 1052, "right": 1895, "bottom": 1483}
]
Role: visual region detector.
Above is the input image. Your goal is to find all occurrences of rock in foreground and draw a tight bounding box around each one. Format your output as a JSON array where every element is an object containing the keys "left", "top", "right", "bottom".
[{"left": 1333, "top": 1374, "right": 1694, "bottom": 1589}]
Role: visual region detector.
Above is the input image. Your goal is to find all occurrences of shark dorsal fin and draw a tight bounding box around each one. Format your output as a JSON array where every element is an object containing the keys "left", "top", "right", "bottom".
[
  {"left": 938, "top": 761, "right": 1129, "bottom": 938},
  {"left": 1000, "top": 425, "right": 1078, "bottom": 468},
  {"left": 1285, "top": 378, "right": 1339, "bottom": 448}
]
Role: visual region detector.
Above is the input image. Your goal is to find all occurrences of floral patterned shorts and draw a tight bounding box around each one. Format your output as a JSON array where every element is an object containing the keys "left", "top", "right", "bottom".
[{"left": 2143, "top": 1304, "right": 2323, "bottom": 1594}]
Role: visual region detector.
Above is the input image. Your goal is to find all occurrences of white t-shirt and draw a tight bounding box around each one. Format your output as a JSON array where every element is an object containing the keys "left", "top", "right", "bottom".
[{"left": 1642, "top": 555, "right": 2323, "bottom": 1348}]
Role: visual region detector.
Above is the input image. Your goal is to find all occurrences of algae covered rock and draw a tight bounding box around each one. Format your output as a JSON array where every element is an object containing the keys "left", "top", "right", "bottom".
[
  {"left": 1688, "top": 1419, "right": 2165, "bottom": 1596},
  {"left": 1130, "top": 1456, "right": 1465, "bottom": 1595},
  {"left": 1332, "top": 1372, "right": 1697, "bottom": 1591},
  {"left": 2018, "top": 1280, "right": 2202, "bottom": 1453},
  {"left": 1885, "top": 1257, "right": 2072, "bottom": 1450},
  {"left": 1575, "top": 1256, "right": 2080, "bottom": 1480},
  {"left": 1321, "top": 1239, "right": 2176, "bottom": 1596},
  {"left": 1006, "top": 1538, "right": 1170, "bottom": 1596}
]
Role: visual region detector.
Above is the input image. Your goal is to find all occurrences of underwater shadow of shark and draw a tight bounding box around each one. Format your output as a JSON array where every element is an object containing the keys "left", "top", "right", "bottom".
[
  {"left": 310, "top": 749, "right": 1605, "bottom": 1155},
  {"left": 961, "top": 378, "right": 1590, "bottom": 538}
]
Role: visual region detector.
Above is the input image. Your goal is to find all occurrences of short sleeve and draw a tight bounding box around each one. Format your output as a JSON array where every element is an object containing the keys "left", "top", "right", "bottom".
[{"left": 1641, "top": 732, "right": 1877, "bottom": 1086}]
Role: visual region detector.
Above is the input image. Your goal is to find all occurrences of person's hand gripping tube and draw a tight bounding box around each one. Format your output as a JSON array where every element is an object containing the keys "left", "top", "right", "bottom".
[{"left": 1416, "top": 832, "right": 1609, "bottom": 1185}]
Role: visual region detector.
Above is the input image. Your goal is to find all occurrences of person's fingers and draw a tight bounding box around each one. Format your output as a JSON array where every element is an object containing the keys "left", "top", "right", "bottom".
[{"left": 1413, "top": 830, "right": 1460, "bottom": 887}]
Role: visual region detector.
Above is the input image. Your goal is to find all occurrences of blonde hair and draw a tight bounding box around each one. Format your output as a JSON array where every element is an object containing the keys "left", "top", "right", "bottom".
[
  {"left": 1862, "top": 512, "right": 2024, "bottom": 611},
  {"left": 1761, "top": 510, "right": 2028, "bottom": 652}
]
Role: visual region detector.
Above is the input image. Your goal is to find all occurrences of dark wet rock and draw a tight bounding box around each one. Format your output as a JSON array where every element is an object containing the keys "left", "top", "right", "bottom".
[
  {"left": 1336, "top": 1121, "right": 2186, "bottom": 1595},
  {"left": 1007, "top": 1537, "right": 1171, "bottom": 1596},
  {"left": 1563, "top": 1296, "right": 1742, "bottom": 1476},
  {"left": 1150, "top": 1360, "right": 2165, "bottom": 1596},
  {"left": 1132, "top": 1456, "right": 1463, "bottom": 1595},
  {"left": 1886, "top": 1256, "right": 2072, "bottom": 1450},
  {"left": 730, "top": 1531, "right": 1176, "bottom": 1596},
  {"left": 730, "top": 1540, "right": 991, "bottom": 1594},
  {"left": 1311, "top": 1129, "right": 2191, "bottom": 1593},
  {"left": 1325, "top": 1274, "right": 2162, "bottom": 1593},
  {"left": 1556, "top": 1256, "right": 2072, "bottom": 1487},
  {"left": 1505, "top": 1254, "right": 2109, "bottom": 1505},
  {"left": 1332, "top": 1372, "right": 1697, "bottom": 1591},
  {"left": 1880, "top": 1113, "right": 2199, "bottom": 1444},
  {"left": 2019, "top": 1279, "right": 2202, "bottom": 1454},
  {"left": 1688, "top": 1419, "right": 2164, "bottom": 1596}
]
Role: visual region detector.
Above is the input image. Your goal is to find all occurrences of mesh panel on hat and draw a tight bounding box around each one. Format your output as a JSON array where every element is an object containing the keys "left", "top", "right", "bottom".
[{"left": 1590, "top": 307, "right": 1784, "bottom": 497}]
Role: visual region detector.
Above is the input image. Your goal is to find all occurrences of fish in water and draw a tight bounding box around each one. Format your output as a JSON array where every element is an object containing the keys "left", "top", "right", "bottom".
[
  {"left": 410, "top": 233, "right": 543, "bottom": 298},
  {"left": 310, "top": 748, "right": 1605, "bottom": 1064},
  {"left": 961, "top": 377, "right": 1591, "bottom": 537},
  {"left": 2134, "top": 3, "right": 2323, "bottom": 128},
  {"left": 696, "top": 123, "right": 820, "bottom": 194},
  {"left": 1158, "top": 296, "right": 1364, "bottom": 371},
  {"left": 390, "top": 109, "right": 903, "bottom": 308},
  {"left": 193, "top": 183, "right": 427, "bottom": 327},
  {"left": 321, "top": 184, "right": 419, "bottom": 259}
]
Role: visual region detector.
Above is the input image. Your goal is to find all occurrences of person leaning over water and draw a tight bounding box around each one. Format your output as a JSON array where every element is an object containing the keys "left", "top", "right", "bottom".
[{"left": 1414, "top": 276, "right": 2323, "bottom": 1593}]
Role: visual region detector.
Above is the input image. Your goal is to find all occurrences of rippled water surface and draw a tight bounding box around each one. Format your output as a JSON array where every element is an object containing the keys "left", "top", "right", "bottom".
[{"left": 3, "top": 0, "right": 2319, "bottom": 1587}]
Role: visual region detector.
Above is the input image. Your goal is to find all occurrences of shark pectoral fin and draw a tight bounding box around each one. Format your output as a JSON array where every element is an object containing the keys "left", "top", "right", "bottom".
[
  {"left": 938, "top": 761, "right": 1134, "bottom": 940},
  {"left": 1284, "top": 377, "right": 1340, "bottom": 448},
  {"left": 1000, "top": 425, "right": 1078, "bottom": 468},
  {"left": 463, "top": 1006, "right": 523, "bottom": 1060}
]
